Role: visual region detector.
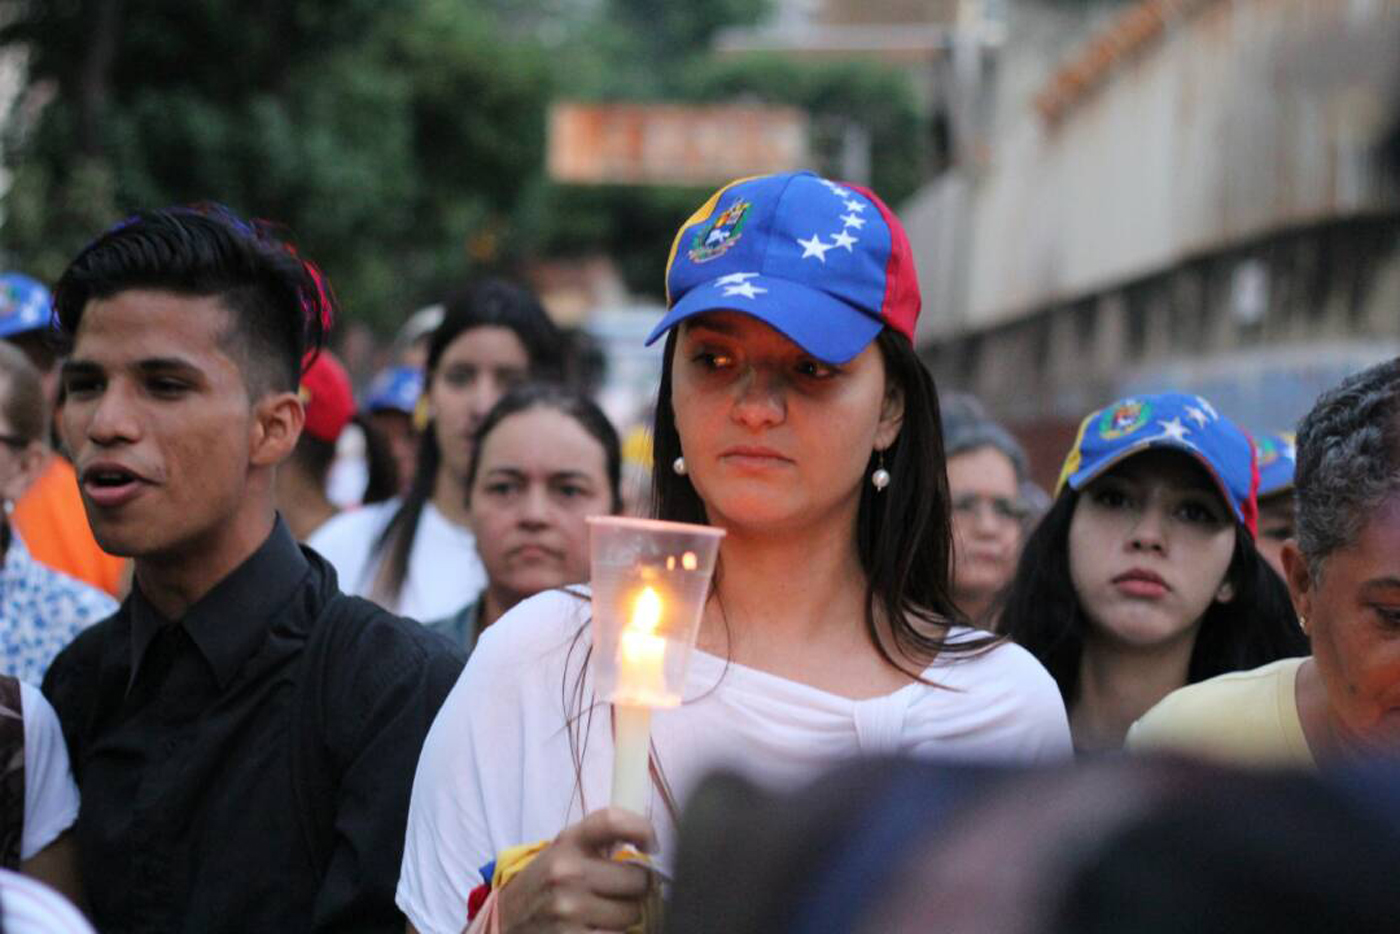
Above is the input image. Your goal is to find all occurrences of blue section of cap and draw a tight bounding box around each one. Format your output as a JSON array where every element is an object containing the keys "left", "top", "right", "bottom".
[
  {"left": 659, "top": 172, "right": 894, "bottom": 359},
  {"left": 1064, "top": 393, "right": 1254, "bottom": 526},
  {"left": 0, "top": 273, "right": 52, "bottom": 339},
  {"left": 363, "top": 365, "right": 424, "bottom": 414},
  {"left": 1255, "top": 431, "right": 1296, "bottom": 498},
  {"left": 645, "top": 273, "right": 883, "bottom": 365}
]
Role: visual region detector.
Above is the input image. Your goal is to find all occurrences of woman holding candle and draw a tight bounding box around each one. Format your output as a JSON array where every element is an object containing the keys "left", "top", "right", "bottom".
[{"left": 398, "top": 172, "right": 1072, "bottom": 934}]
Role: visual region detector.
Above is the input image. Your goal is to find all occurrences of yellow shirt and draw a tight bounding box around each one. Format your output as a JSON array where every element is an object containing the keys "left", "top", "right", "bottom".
[{"left": 1126, "top": 658, "right": 1314, "bottom": 768}]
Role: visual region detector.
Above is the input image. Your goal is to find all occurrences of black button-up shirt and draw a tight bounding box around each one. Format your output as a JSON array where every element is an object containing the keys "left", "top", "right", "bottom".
[{"left": 42, "top": 518, "right": 465, "bottom": 933}]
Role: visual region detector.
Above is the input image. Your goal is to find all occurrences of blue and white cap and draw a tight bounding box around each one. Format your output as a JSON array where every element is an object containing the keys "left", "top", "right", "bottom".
[
  {"left": 1056, "top": 392, "right": 1259, "bottom": 535},
  {"left": 0, "top": 273, "right": 52, "bottom": 339}
]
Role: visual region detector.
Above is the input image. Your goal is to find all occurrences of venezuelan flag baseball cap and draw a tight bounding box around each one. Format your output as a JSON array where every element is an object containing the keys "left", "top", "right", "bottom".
[
  {"left": 1055, "top": 392, "right": 1259, "bottom": 535},
  {"left": 1255, "top": 431, "right": 1297, "bottom": 499},
  {"left": 0, "top": 273, "right": 52, "bottom": 339},
  {"left": 363, "top": 365, "right": 424, "bottom": 416},
  {"left": 646, "top": 171, "right": 920, "bottom": 364}
]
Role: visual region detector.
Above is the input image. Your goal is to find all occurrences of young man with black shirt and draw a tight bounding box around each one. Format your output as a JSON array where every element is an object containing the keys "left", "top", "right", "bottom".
[{"left": 41, "top": 206, "right": 465, "bottom": 933}]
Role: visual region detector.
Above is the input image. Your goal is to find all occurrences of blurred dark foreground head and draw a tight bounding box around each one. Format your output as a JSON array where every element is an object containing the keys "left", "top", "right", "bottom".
[{"left": 666, "top": 755, "right": 1400, "bottom": 934}]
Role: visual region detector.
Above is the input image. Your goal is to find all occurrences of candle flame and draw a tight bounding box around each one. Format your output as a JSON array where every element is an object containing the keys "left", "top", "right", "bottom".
[{"left": 630, "top": 586, "right": 663, "bottom": 636}]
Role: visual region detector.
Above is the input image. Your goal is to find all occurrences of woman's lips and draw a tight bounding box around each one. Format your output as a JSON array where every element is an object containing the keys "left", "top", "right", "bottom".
[
  {"left": 719, "top": 446, "right": 792, "bottom": 470},
  {"left": 1112, "top": 568, "right": 1170, "bottom": 599}
]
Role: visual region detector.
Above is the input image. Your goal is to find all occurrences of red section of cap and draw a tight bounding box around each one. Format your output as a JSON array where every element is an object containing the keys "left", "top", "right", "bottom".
[
  {"left": 845, "top": 183, "right": 920, "bottom": 344},
  {"left": 299, "top": 350, "right": 354, "bottom": 444},
  {"left": 1242, "top": 431, "right": 1260, "bottom": 538}
]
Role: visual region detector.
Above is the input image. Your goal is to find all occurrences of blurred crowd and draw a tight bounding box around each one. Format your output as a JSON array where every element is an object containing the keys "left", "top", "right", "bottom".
[{"left": 0, "top": 171, "right": 1394, "bottom": 934}]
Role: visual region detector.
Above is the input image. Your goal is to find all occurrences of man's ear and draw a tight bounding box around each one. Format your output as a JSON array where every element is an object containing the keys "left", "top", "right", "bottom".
[
  {"left": 249, "top": 391, "right": 305, "bottom": 468},
  {"left": 1279, "top": 539, "right": 1313, "bottom": 622},
  {"left": 874, "top": 381, "right": 905, "bottom": 452}
]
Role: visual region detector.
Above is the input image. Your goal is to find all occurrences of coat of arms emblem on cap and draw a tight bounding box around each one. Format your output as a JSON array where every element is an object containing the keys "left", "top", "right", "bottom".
[
  {"left": 688, "top": 200, "right": 751, "bottom": 263},
  {"left": 1098, "top": 399, "right": 1151, "bottom": 440}
]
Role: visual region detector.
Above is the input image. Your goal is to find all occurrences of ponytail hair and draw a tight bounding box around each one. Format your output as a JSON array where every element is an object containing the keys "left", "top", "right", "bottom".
[{"left": 368, "top": 278, "right": 565, "bottom": 608}]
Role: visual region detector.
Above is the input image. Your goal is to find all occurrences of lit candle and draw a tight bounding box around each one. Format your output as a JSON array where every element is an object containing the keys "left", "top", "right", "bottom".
[
  {"left": 617, "top": 586, "right": 666, "bottom": 704},
  {"left": 612, "top": 586, "right": 667, "bottom": 813}
]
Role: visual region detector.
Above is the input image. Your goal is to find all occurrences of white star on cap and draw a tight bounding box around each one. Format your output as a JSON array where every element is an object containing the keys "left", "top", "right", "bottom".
[
  {"left": 797, "top": 234, "right": 834, "bottom": 262},
  {"left": 819, "top": 179, "right": 849, "bottom": 197},
  {"left": 1185, "top": 405, "right": 1209, "bottom": 428},
  {"left": 722, "top": 281, "right": 768, "bottom": 300},
  {"left": 714, "top": 271, "right": 760, "bottom": 286},
  {"left": 843, "top": 200, "right": 866, "bottom": 213},
  {"left": 840, "top": 213, "right": 866, "bottom": 229},
  {"left": 831, "top": 230, "right": 858, "bottom": 251},
  {"left": 1194, "top": 397, "right": 1219, "bottom": 421},
  {"left": 1157, "top": 417, "right": 1190, "bottom": 442}
]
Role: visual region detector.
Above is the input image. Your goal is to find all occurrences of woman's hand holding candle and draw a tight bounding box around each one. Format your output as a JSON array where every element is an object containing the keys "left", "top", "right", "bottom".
[{"left": 496, "top": 808, "right": 656, "bottom": 934}]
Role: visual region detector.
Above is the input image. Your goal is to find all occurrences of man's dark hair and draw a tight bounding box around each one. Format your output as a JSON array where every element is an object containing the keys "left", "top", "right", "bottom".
[{"left": 52, "top": 204, "right": 332, "bottom": 394}]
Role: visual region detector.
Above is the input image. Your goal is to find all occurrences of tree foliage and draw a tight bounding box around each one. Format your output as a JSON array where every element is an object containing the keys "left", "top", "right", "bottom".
[{"left": 0, "top": 0, "right": 928, "bottom": 324}]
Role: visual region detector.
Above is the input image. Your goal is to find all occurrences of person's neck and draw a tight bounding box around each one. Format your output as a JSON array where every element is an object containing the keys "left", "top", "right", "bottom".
[
  {"left": 134, "top": 507, "right": 277, "bottom": 621},
  {"left": 276, "top": 469, "right": 337, "bottom": 541},
  {"left": 955, "top": 589, "right": 996, "bottom": 626},
  {"left": 431, "top": 467, "right": 471, "bottom": 529},
  {"left": 1071, "top": 633, "right": 1196, "bottom": 753},
  {"left": 479, "top": 585, "right": 518, "bottom": 631},
  {"left": 699, "top": 509, "right": 871, "bottom": 668}
]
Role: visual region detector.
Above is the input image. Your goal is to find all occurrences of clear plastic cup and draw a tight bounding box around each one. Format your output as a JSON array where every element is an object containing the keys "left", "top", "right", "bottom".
[{"left": 587, "top": 516, "right": 725, "bottom": 709}]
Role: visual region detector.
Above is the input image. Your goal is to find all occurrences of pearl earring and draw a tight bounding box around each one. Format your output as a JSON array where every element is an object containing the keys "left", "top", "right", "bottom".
[
  {"left": 672, "top": 456, "right": 687, "bottom": 476},
  {"left": 871, "top": 450, "right": 890, "bottom": 491},
  {"left": 1299, "top": 615, "right": 1308, "bottom": 635}
]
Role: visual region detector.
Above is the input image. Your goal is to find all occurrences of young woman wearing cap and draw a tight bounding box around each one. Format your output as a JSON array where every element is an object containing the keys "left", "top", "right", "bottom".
[
  {"left": 998, "top": 393, "right": 1308, "bottom": 754},
  {"left": 309, "top": 279, "right": 566, "bottom": 621},
  {"left": 397, "top": 172, "right": 1071, "bottom": 934}
]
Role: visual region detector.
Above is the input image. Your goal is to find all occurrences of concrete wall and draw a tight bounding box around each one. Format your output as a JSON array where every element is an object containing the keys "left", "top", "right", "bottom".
[{"left": 919, "top": 0, "right": 1400, "bottom": 333}]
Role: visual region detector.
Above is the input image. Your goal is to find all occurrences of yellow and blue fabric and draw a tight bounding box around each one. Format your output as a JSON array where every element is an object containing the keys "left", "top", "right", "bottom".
[
  {"left": 1255, "top": 431, "right": 1296, "bottom": 498},
  {"left": 649, "top": 171, "right": 921, "bottom": 365},
  {"left": 0, "top": 273, "right": 51, "bottom": 339},
  {"left": 1055, "top": 392, "right": 1259, "bottom": 536},
  {"left": 362, "top": 365, "right": 424, "bottom": 416}
]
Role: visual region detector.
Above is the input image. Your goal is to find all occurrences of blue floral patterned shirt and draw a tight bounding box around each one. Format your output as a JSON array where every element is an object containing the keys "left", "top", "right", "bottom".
[{"left": 1, "top": 531, "right": 117, "bottom": 685}]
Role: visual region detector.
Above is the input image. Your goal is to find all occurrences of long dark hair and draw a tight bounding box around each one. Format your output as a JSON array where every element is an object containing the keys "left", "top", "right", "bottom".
[
  {"left": 465, "top": 382, "right": 623, "bottom": 514},
  {"left": 369, "top": 279, "right": 565, "bottom": 607},
  {"left": 999, "top": 489, "right": 1308, "bottom": 705},
  {"left": 650, "top": 325, "right": 989, "bottom": 674}
]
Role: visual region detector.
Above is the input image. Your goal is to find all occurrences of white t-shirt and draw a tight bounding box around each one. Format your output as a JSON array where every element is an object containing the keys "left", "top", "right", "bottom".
[
  {"left": 397, "top": 589, "right": 1071, "bottom": 934},
  {"left": 0, "top": 870, "right": 95, "bottom": 934},
  {"left": 17, "top": 682, "right": 80, "bottom": 860},
  {"left": 306, "top": 499, "right": 486, "bottom": 622}
]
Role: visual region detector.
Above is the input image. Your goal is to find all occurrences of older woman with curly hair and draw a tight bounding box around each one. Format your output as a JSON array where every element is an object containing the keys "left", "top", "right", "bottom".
[{"left": 1129, "top": 357, "right": 1400, "bottom": 765}]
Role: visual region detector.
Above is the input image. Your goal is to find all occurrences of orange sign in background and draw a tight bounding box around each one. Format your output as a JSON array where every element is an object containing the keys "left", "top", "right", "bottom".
[{"left": 547, "top": 102, "right": 809, "bottom": 186}]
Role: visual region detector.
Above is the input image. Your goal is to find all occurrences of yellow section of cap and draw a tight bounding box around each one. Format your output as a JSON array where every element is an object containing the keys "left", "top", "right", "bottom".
[
  {"left": 1055, "top": 411, "right": 1096, "bottom": 495},
  {"left": 664, "top": 175, "right": 764, "bottom": 306}
]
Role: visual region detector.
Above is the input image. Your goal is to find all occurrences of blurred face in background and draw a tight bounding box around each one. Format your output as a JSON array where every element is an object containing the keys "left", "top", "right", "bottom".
[
  {"left": 428, "top": 326, "right": 530, "bottom": 483},
  {"left": 1068, "top": 451, "right": 1236, "bottom": 652},
  {"left": 1256, "top": 490, "right": 1295, "bottom": 581},
  {"left": 948, "top": 445, "right": 1024, "bottom": 619},
  {"left": 469, "top": 405, "right": 615, "bottom": 613},
  {"left": 368, "top": 409, "right": 417, "bottom": 494}
]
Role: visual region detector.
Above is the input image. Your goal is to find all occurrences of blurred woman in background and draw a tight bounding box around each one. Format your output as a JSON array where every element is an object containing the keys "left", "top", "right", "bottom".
[
  {"left": 1130, "top": 360, "right": 1400, "bottom": 765},
  {"left": 310, "top": 279, "right": 565, "bottom": 621},
  {"left": 427, "top": 383, "right": 622, "bottom": 653},
  {"left": 1000, "top": 392, "right": 1307, "bottom": 753},
  {"left": 941, "top": 393, "right": 1031, "bottom": 626}
]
